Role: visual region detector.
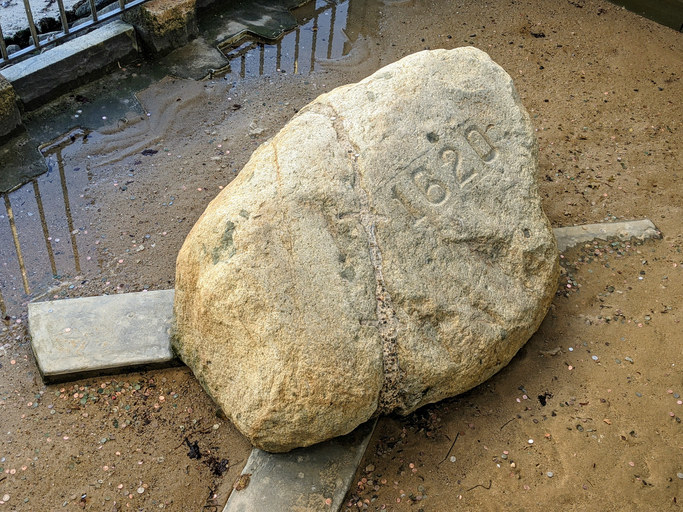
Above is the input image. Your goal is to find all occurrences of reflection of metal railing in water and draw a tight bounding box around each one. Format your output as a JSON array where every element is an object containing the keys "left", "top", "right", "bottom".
[
  {"left": 0, "top": 0, "right": 150, "bottom": 68},
  {"left": 219, "top": 0, "right": 351, "bottom": 79},
  {"left": 0, "top": 130, "right": 91, "bottom": 314}
]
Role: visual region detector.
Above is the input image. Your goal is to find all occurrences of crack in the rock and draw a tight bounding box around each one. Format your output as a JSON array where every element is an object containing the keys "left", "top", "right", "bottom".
[{"left": 315, "top": 102, "right": 405, "bottom": 414}]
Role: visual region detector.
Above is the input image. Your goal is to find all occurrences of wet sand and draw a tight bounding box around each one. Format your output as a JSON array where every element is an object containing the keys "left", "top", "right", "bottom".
[{"left": 0, "top": 0, "right": 681, "bottom": 509}]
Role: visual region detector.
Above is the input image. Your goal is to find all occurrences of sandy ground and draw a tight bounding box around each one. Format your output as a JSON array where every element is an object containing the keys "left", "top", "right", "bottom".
[{"left": 0, "top": 0, "right": 681, "bottom": 510}]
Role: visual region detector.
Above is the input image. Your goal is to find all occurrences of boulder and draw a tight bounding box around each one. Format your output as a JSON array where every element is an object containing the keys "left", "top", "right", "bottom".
[{"left": 173, "top": 47, "right": 559, "bottom": 452}]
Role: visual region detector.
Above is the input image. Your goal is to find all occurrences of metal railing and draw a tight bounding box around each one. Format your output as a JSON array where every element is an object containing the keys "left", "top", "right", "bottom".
[
  {"left": 0, "top": 129, "right": 92, "bottom": 317},
  {"left": 0, "top": 0, "right": 149, "bottom": 68}
]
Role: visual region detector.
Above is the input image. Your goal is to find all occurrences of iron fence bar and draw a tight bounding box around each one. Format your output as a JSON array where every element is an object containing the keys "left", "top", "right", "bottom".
[
  {"left": 57, "top": 149, "right": 81, "bottom": 273},
  {"left": 32, "top": 180, "right": 58, "bottom": 277},
  {"left": 88, "top": 0, "right": 99, "bottom": 23},
  {"left": 327, "top": 3, "right": 336, "bottom": 59},
  {"left": 21, "top": 0, "right": 41, "bottom": 49},
  {"left": 0, "top": 24, "right": 8, "bottom": 61},
  {"left": 56, "top": 0, "right": 70, "bottom": 35},
  {"left": 3, "top": 195, "right": 30, "bottom": 294},
  {"left": 293, "top": 27, "right": 300, "bottom": 74},
  {"left": 118, "top": 0, "right": 126, "bottom": 9},
  {"left": 310, "top": 15, "right": 318, "bottom": 72},
  {"left": 1, "top": 0, "right": 151, "bottom": 68}
]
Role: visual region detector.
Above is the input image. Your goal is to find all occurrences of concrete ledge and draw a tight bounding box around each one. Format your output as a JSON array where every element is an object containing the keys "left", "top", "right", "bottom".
[
  {"left": 28, "top": 289, "right": 176, "bottom": 382},
  {"left": 2, "top": 21, "right": 140, "bottom": 109},
  {"left": 224, "top": 419, "right": 377, "bottom": 512},
  {"left": 553, "top": 219, "right": 660, "bottom": 252}
]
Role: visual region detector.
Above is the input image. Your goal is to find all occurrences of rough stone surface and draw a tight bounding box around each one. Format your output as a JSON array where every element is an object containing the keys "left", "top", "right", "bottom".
[
  {"left": 0, "top": 74, "right": 22, "bottom": 140},
  {"left": 29, "top": 290, "right": 176, "bottom": 382},
  {"left": 173, "top": 47, "right": 559, "bottom": 452},
  {"left": 123, "top": 0, "right": 198, "bottom": 55}
]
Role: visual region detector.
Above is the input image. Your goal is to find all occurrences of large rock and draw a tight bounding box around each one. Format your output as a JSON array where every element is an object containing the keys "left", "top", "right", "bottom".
[{"left": 173, "top": 47, "right": 559, "bottom": 452}]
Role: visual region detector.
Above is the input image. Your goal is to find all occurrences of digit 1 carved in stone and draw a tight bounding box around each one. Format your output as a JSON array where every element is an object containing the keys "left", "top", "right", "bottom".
[{"left": 392, "top": 183, "right": 425, "bottom": 223}]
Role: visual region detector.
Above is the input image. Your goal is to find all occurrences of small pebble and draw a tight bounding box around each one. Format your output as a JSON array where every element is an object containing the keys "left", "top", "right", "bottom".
[
  {"left": 547, "top": 471, "right": 554, "bottom": 478},
  {"left": 528, "top": 439, "right": 534, "bottom": 444},
  {"left": 450, "top": 456, "right": 456, "bottom": 463},
  {"left": 677, "top": 472, "right": 683, "bottom": 479},
  {"left": 137, "top": 487, "right": 145, "bottom": 494},
  {"left": 591, "top": 355, "right": 599, "bottom": 361}
]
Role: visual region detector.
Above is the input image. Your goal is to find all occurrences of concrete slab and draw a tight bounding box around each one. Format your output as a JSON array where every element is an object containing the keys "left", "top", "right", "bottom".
[
  {"left": 224, "top": 419, "right": 377, "bottom": 512},
  {"left": 553, "top": 219, "right": 660, "bottom": 252},
  {"left": 2, "top": 20, "right": 140, "bottom": 109},
  {"left": 28, "top": 289, "right": 176, "bottom": 382}
]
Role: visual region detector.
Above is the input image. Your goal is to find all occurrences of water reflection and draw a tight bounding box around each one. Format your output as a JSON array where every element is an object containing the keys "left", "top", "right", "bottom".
[
  {"left": 0, "top": 0, "right": 381, "bottom": 316},
  {"left": 0, "top": 130, "right": 97, "bottom": 316},
  {"left": 217, "top": 0, "right": 378, "bottom": 79}
]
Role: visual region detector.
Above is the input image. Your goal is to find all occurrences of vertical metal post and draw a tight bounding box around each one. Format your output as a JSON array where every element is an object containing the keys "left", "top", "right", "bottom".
[
  {"left": 259, "top": 43, "right": 264, "bottom": 75},
  {"left": 327, "top": 4, "right": 336, "bottom": 59},
  {"left": 118, "top": 0, "right": 126, "bottom": 9},
  {"left": 310, "top": 16, "right": 319, "bottom": 72},
  {"left": 22, "top": 0, "right": 42, "bottom": 49},
  {"left": 294, "top": 27, "right": 300, "bottom": 74},
  {"left": 32, "top": 180, "right": 58, "bottom": 277},
  {"left": 276, "top": 40, "right": 281, "bottom": 72},
  {"left": 3, "top": 195, "right": 30, "bottom": 295},
  {"left": 56, "top": 0, "right": 70, "bottom": 35},
  {"left": 88, "top": 0, "right": 99, "bottom": 23},
  {"left": 57, "top": 150, "right": 81, "bottom": 273}
]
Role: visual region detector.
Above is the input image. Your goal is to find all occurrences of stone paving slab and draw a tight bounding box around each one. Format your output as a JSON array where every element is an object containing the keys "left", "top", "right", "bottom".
[
  {"left": 28, "top": 289, "right": 176, "bottom": 382},
  {"left": 553, "top": 219, "right": 659, "bottom": 252},
  {"left": 223, "top": 419, "right": 377, "bottom": 512}
]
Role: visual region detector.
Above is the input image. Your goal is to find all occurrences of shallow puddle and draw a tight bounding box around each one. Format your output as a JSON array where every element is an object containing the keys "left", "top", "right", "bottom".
[
  {"left": 0, "top": 0, "right": 378, "bottom": 315},
  {"left": 0, "top": 131, "right": 100, "bottom": 316}
]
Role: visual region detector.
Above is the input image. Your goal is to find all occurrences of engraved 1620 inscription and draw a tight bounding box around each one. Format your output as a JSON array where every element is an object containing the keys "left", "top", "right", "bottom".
[{"left": 392, "top": 124, "right": 499, "bottom": 224}]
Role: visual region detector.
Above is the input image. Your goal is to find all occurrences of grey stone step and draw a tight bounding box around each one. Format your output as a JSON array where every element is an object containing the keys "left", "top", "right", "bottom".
[
  {"left": 28, "top": 289, "right": 176, "bottom": 382},
  {"left": 223, "top": 419, "right": 377, "bottom": 512}
]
